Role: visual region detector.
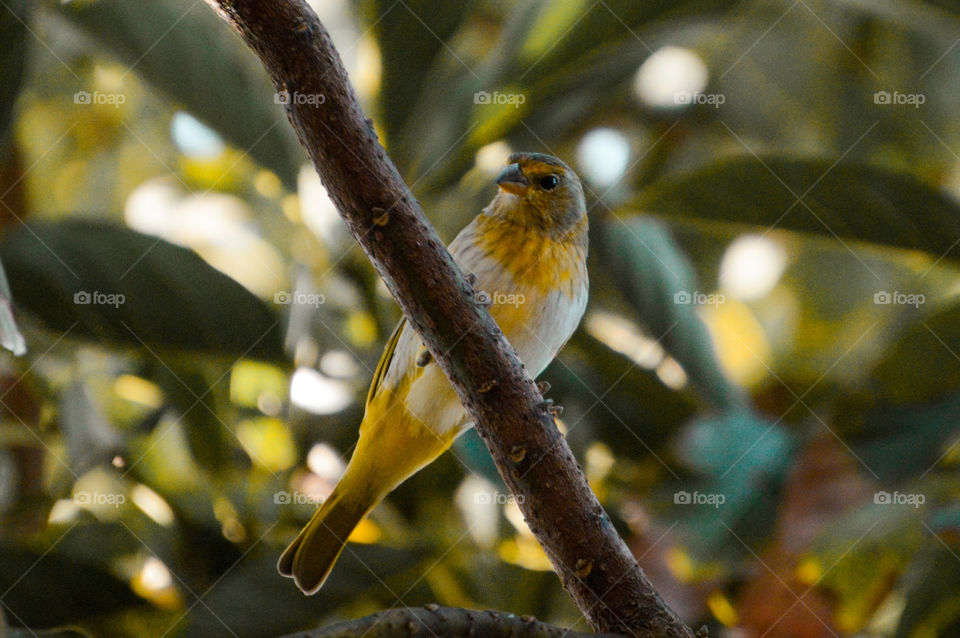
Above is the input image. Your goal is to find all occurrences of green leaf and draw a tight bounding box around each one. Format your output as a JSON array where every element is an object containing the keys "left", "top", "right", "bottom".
[
  {"left": 150, "top": 363, "right": 237, "bottom": 473},
  {"left": 0, "top": 0, "right": 28, "bottom": 144},
  {"left": 847, "top": 396, "right": 960, "bottom": 482},
  {"left": 370, "top": 0, "right": 471, "bottom": 162},
  {"left": 512, "top": 0, "right": 693, "bottom": 85},
  {"left": 0, "top": 219, "right": 286, "bottom": 362},
  {"left": 895, "top": 544, "right": 960, "bottom": 638},
  {"left": 392, "top": 0, "right": 545, "bottom": 183},
  {"left": 0, "top": 542, "right": 145, "bottom": 627},
  {"left": 597, "top": 216, "right": 795, "bottom": 557},
  {"left": 869, "top": 302, "right": 960, "bottom": 402},
  {"left": 634, "top": 157, "right": 960, "bottom": 260},
  {"left": 179, "top": 548, "right": 429, "bottom": 637},
  {"left": 838, "top": 300, "right": 960, "bottom": 479},
  {"left": 597, "top": 215, "right": 747, "bottom": 412},
  {"left": 54, "top": 0, "right": 305, "bottom": 186},
  {"left": 400, "top": 0, "right": 735, "bottom": 190},
  {"left": 125, "top": 413, "right": 222, "bottom": 531},
  {"left": 556, "top": 331, "right": 696, "bottom": 460}
]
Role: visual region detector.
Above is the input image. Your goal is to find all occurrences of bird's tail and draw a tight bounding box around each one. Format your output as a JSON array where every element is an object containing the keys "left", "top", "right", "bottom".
[
  {"left": 278, "top": 392, "right": 462, "bottom": 594},
  {"left": 277, "top": 471, "right": 377, "bottom": 595}
]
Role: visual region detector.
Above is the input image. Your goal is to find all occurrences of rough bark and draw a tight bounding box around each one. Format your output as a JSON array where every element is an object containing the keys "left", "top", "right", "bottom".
[
  {"left": 280, "top": 605, "right": 625, "bottom": 638},
  {"left": 203, "top": 1, "right": 695, "bottom": 636}
]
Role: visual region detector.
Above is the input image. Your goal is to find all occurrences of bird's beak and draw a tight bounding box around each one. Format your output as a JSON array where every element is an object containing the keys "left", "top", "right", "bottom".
[{"left": 496, "top": 163, "right": 529, "bottom": 195}]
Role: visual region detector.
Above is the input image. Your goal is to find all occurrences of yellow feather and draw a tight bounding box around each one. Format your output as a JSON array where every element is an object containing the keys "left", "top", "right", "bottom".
[{"left": 365, "top": 317, "right": 406, "bottom": 408}]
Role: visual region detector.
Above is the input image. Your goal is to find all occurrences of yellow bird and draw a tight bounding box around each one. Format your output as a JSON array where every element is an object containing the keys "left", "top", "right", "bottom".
[{"left": 278, "top": 153, "right": 589, "bottom": 594}]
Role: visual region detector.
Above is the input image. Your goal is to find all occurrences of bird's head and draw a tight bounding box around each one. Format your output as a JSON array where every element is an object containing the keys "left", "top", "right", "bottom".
[{"left": 489, "top": 153, "right": 586, "bottom": 235}]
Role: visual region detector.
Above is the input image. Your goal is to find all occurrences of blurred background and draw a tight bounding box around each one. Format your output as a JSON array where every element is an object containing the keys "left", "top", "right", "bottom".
[{"left": 1, "top": 0, "right": 960, "bottom": 636}]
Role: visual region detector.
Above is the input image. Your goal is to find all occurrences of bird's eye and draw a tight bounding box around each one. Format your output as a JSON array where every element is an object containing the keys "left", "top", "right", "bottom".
[{"left": 539, "top": 175, "right": 560, "bottom": 190}]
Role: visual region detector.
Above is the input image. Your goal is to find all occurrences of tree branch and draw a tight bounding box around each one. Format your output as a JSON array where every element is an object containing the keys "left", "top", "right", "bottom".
[
  {"left": 281, "top": 605, "right": 626, "bottom": 638},
  {"left": 203, "top": 1, "right": 694, "bottom": 636}
]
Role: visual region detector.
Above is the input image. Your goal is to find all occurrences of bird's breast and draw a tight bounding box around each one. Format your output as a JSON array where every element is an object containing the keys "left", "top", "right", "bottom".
[
  {"left": 375, "top": 214, "right": 588, "bottom": 437},
  {"left": 473, "top": 215, "right": 587, "bottom": 300},
  {"left": 465, "top": 218, "right": 588, "bottom": 379}
]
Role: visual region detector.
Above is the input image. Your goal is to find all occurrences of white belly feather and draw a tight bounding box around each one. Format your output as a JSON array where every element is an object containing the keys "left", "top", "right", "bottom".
[{"left": 382, "top": 221, "right": 587, "bottom": 437}]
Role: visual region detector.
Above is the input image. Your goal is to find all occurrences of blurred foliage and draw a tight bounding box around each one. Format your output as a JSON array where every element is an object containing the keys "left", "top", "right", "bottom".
[{"left": 0, "top": 0, "right": 959, "bottom": 637}]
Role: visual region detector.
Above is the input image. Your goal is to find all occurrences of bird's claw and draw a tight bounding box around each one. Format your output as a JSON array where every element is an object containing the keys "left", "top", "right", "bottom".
[
  {"left": 537, "top": 380, "right": 551, "bottom": 395},
  {"left": 416, "top": 347, "right": 432, "bottom": 367},
  {"left": 539, "top": 398, "right": 563, "bottom": 417}
]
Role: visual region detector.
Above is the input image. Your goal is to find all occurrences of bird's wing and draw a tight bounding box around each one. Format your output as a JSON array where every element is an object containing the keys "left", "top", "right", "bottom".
[
  {"left": 365, "top": 317, "right": 406, "bottom": 408},
  {"left": 364, "top": 216, "right": 486, "bottom": 409}
]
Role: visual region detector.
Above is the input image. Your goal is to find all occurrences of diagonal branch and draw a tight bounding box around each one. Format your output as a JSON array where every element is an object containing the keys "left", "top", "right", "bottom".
[{"left": 203, "top": 1, "right": 694, "bottom": 636}]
